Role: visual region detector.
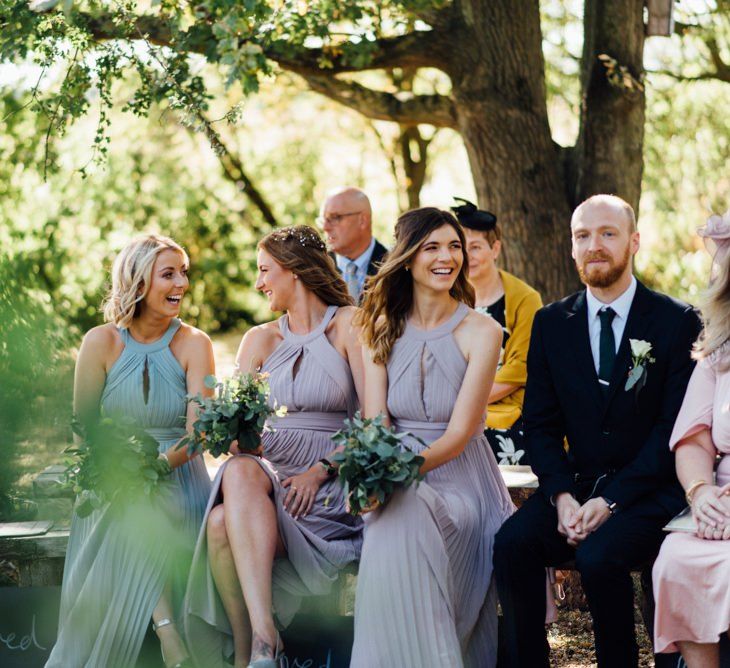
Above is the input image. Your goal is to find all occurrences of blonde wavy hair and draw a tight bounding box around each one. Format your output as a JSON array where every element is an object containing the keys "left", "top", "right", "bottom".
[
  {"left": 102, "top": 234, "right": 188, "bottom": 329},
  {"left": 356, "top": 207, "right": 474, "bottom": 364},
  {"left": 693, "top": 248, "right": 730, "bottom": 368}
]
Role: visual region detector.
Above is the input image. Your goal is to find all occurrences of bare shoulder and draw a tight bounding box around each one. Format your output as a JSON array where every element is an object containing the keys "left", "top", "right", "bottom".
[
  {"left": 83, "top": 322, "right": 119, "bottom": 347},
  {"left": 454, "top": 309, "right": 502, "bottom": 358},
  {"left": 332, "top": 305, "right": 358, "bottom": 331},
  {"left": 173, "top": 322, "right": 214, "bottom": 356},
  {"left": 78, "top": 324, "right": 123, "bottom": 373},
  {"left": 177, "top": 322, "right": 212, "bottom": 344},
  {"left": 236, "top": 320, "right": 283, "bottom": 371},
  {"left": 81, "top": 323, "right": 121, "bottom": 357},
  {"left": 461, "top": 309, "right": 502, "bottom": 340},
  {"left": 240, "top": 320, "right": 282, "bottom": 348}
]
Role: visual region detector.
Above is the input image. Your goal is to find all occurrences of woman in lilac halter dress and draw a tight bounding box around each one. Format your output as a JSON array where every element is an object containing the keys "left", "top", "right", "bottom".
[
  {"left": 183, "top": 226, "right": 364, "bottom": 668},
  {"left": 351, "top": 208, "right": 514, "bottom": 668}
]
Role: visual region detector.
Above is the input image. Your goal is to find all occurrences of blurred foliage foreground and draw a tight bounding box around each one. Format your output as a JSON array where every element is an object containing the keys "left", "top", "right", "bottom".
[{"left": 0, "top": 256, "right": 73, "bottom": 521}]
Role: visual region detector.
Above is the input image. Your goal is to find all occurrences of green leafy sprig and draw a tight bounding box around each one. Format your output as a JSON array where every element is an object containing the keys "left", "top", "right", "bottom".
[
  {"left": 64, "top": 414, "right": 170, "bottom": 518},
  {"left": 179, "top": 373, "right": 285, "bottom": 458},
  {"left": 332, "top": 412, "right": 424, "bottom": 516}
]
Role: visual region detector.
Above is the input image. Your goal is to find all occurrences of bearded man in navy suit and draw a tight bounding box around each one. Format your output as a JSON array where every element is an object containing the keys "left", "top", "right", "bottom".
[{"left": 493, "top": 195, "right": 702, "bottom": 667}]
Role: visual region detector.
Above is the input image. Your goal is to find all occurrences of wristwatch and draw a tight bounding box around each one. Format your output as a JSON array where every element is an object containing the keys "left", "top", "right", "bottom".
[
  {"left": 603, "top": 497, "right": 618, "bottom": 515},
  {"left": 318, "top": 458, "right": 337, "bottom": 477}
]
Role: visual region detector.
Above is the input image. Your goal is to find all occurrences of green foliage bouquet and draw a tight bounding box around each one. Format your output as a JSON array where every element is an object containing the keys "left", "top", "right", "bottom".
[
  {"left": 65, "top": 415, "right": 171, "bottom": 518},
  {"left": 332, "top": 413, "right": 425, "bottom": 516},
  {"left": 180, "top": 374, "right": 285, "bottom": 458}
]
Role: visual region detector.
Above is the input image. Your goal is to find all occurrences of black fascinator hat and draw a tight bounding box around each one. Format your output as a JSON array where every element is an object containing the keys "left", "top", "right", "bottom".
[{"left": 450, "top": 197, "right": 497, "bottom": 232}]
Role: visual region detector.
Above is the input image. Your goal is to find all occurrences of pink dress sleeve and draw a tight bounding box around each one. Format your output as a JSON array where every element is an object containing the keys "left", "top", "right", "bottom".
[{"left": 669, "top": 358, "right": 716, "bottom": 450}]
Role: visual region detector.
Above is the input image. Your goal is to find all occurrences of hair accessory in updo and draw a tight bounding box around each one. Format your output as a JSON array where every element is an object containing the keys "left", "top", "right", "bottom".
[
  {"left": 450, "top": 197, "right": 497, "bottom": 231},
  {"left": 269, "top": 225, "right": 326, "bottom": 251},
  {"left": 698, "top": 210, "right": 730, "bottom": 262}
]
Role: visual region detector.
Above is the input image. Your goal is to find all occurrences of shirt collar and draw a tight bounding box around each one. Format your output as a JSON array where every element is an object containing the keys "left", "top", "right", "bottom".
[
  {"left": 586, "top": 275, "right": 637, "bottom": 322},
  {"left": 336, "top": 237, "right": 376, "bottom": 273}
]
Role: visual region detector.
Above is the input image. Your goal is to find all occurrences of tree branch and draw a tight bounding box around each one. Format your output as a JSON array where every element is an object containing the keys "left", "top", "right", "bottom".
[
  {"left": 268, "top": 31, "right": 443, "bottom": 74},
  {"left": 83, "top": 13, "right": 443, "bottom": 73},
  {"left": 647, "top": 36, "right": 730, "bottom": 84},
  {"left": 84, "top": 14, "right": 176, "bottom": 50},
  {"left": 407, "top": 2, "right": 455, "bottom": 32},
  {"left": 296, "top": 73, "right": 457, "bottom": 127},
  {"left": 704, "top": 36, "right": 730, "bottom": 83},
  {"left": 195, "top": 113, "right": 279, "bottom": 228}
]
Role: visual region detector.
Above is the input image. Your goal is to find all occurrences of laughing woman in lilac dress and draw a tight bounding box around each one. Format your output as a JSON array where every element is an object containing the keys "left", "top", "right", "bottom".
[
  {"left": 184, "top": 226, "right": 364, "bottom": 668},
  {"left": 351, "top": 208, "right": 513, "bottom": 668},
  {"left": 653, "top": 212, "right": 730, "bottom": 667},
  {"left": 47, "top": 234, "right": 214, "bottom": 668}
]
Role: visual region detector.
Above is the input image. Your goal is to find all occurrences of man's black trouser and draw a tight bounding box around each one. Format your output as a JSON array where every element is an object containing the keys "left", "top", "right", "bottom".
[{"left": 494, "top": 490, "right": 673, "bottom": 668}]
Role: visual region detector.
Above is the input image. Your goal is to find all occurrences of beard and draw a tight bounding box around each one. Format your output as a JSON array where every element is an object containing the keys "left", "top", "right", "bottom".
[{"left": 576, "top": 245, "right": 631, "bottom": 288}]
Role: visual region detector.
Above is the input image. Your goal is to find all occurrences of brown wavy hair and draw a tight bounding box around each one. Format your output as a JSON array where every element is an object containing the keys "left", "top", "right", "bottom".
[
  {"left": 259, "top": 225, "right": 353, "bottom": 307},
  {"left": 356, "top": 207, "right": 474, "bottom": 364}
]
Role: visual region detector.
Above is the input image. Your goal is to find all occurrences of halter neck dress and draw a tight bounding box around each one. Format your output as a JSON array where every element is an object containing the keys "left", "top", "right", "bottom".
[
  {"left": 46, "top": 319, "right": 212, "bottom": 667},
  {"left": 184, "top": 305, "right": 362, "bottom": 667},
  {"left": 350, "top": 302, "right": 514, "bottom": 668}
]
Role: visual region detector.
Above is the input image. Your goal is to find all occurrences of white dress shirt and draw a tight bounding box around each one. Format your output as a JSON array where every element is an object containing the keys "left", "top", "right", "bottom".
[
  {"left": 336, "top": 237, "right": 376, "bottom": 298},
  {"left": 585, "top": 276, "right": 637, "bottom": 374}
]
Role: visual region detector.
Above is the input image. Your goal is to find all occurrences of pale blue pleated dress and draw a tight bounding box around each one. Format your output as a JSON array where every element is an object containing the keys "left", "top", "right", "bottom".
[
  {"left": 46, "top": 319, "right": 211, "bottom": 668},
  {"left": 350, "top": 303, "right": 514, "bottom": 668},
  {"left": 184, "top": 305, "right": 363, "bottom": 668}
]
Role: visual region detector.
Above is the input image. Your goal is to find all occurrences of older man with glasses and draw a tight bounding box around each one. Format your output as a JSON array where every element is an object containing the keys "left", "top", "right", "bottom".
[{"left": 317, "top": 186, "right": 388, "bottom": 302}]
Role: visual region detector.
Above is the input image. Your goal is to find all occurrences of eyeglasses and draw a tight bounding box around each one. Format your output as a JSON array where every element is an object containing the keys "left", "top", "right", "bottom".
[{"left": 316, "top": 211, "right": 361, "bottom": 227}]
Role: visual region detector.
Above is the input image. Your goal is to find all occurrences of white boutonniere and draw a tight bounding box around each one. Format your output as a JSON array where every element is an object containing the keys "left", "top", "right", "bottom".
[{"left": 625, "top": 339, "right": 655, "bottom": 394}]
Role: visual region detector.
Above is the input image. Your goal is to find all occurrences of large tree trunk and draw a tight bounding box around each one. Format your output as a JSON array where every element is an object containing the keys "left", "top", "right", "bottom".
[
  {"left": 444, "top": 0, "right": 646, "bottom": 302},
  {"left": 573, "top": 0, "right": 646, "bottom": 211},
  {"left": 450, "top": 0, "right": 579, "bottom": 302}
]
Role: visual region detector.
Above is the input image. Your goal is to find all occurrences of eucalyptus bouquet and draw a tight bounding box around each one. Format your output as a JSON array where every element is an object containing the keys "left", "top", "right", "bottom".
[
  {"left": 332, "top": 413, "right": 425, "bottom": 515},
  {"left": 180, "top": 373, "right": 285, "bottom": 458},
  {"left": 64, "top": 414, "right": 170, "bottom": 518}
]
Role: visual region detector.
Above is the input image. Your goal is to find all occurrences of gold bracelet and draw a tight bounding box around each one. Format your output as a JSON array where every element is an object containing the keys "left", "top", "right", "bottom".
[{"left": 685, "top": 479, "right": 708, "bottom": 505}]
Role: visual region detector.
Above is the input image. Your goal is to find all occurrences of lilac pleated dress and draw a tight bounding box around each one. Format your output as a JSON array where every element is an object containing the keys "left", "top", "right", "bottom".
[
  {"left": 183, "top": 305, "right": 363, "bottom": 667},
  {"left": 350, "top": 303, "right": 514, "bottom": 668}
]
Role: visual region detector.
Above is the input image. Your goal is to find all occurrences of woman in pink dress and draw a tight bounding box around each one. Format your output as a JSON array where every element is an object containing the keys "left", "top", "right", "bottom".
[{"left": 653, "top": 212, "right": 730, "bottom": 667}]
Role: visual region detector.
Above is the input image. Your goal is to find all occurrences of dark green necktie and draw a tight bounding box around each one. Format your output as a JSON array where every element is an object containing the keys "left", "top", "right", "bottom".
[{"left": 598, "top": 307, "right": 616, "bottom": 390}]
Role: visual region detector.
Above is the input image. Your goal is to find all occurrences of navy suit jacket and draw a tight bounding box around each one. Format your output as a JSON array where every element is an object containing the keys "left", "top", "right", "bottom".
[
  {"left": 331, "top": 239, "right": 387, "bottom": 276},
  {"left": 523, "top": 280, "right": 702, "bottom": 512},
  {"left": 366, "top": 239, "right": 388, "bottom": 276}
]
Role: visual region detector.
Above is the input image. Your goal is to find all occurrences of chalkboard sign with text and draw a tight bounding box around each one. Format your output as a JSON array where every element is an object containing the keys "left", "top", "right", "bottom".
[{"left": 0, "top": 586, "right": 60, "bottom": 667}]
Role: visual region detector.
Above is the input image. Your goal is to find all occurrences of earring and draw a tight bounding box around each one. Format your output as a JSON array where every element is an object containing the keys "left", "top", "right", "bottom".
[
  {"left": 404, "top": 266, "right": 410, "bottom": 272},
  {"left": 293, "top": 275, "right": 298, "bottom": 280}
]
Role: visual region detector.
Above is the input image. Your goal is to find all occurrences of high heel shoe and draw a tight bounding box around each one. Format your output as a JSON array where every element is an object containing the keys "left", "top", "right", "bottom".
[
  {"left": 152, "top": 618, "right": 193, "bottom": 668},
  {"left": 247, "top": 632, "right": 284, "bottom": 668}
]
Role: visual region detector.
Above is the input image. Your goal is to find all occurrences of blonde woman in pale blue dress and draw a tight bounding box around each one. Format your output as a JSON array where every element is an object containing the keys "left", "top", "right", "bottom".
[{"left": 46, "top": 234, "right": 214, "bottom": 668}]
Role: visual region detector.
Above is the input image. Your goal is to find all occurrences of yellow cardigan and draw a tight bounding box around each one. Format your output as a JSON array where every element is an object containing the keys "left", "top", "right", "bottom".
[{"left": 486, "top": 270, "right": 543, "bottom": 430}]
